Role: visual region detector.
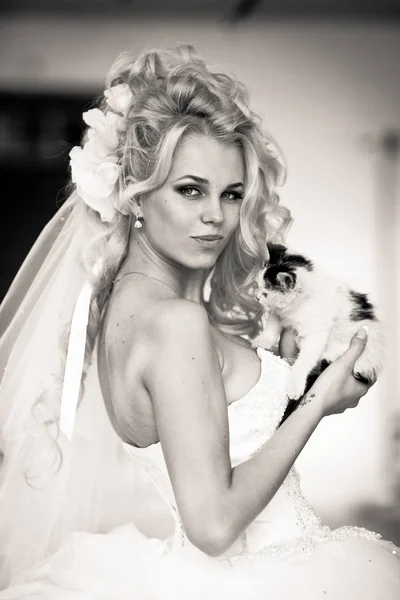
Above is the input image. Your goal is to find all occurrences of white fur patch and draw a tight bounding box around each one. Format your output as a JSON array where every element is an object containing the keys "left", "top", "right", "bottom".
[{"left": 256, "top": 249, "right": 385, "bottom": 399}]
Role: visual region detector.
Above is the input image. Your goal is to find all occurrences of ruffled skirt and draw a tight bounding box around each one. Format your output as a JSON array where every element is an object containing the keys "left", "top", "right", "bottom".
[{"left": 1, "top": 521, "right": 399, "bottom": 599}]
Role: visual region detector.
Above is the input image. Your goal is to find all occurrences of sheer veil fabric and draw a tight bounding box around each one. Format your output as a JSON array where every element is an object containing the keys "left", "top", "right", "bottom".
[{"left": 0, "top": 197, "right": 141, "bottom": 587}]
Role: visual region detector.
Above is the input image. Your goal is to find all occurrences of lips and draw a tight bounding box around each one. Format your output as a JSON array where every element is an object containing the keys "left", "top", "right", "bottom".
[{"left": 192, "top": 235, "right": 223, "bottom": 241}]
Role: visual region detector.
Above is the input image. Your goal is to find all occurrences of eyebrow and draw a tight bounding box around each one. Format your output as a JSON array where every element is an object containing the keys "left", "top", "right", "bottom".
[{"left": 172, "top": 175, "right": 244, "bottom": 188}]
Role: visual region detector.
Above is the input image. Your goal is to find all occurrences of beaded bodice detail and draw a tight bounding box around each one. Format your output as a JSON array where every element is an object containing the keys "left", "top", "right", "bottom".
[{"left": 123, "top": 347, "right": 381, "bottom": 563}]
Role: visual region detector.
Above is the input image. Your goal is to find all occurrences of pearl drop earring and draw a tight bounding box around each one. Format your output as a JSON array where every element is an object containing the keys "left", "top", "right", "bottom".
[{"left": 134, "top": 216, "right": 143, "bottom": 229}]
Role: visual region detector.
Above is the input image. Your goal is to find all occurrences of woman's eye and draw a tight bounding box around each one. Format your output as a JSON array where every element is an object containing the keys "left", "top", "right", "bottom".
[
  {"left": 177, "top": 186, "right": 243, "bottom": 201},
  {"left": 222, "top": 190, "right": 243, "bottom": 202},
  {"left": 178, "top": 186, "right": 201, "bottom": 197}
]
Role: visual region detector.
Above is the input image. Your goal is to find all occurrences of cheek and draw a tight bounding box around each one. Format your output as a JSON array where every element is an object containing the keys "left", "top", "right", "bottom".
[
  {"left": 225, "top": 204, "right": 241, "bottom": 231},
  {"left": 233, "top": 204, "right": 241, "bottom": 221},
  {"left": 148, "top": 199, "right": 187, "bottom": 233}
]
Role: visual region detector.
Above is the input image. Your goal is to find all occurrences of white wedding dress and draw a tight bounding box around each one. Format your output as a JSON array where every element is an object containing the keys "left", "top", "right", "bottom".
[{"left": 1, "top": 347, "right": 399, "bottom": 599}]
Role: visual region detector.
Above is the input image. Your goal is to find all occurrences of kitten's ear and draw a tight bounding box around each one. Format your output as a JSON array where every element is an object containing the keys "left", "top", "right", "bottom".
[
  {"left": 276, "top": 272, "right": 296, "bottom": 290},
  {"left": 267, "top": 242, "right": 287, "bottom": 254}
]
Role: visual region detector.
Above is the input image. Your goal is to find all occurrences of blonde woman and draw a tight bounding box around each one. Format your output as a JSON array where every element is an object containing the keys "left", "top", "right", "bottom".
[{"left": 0, "top": 45, "right": 398, "bottom": 598}]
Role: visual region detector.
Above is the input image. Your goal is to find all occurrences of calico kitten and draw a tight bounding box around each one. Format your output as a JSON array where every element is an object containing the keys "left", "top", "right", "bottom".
[{"left": 254, "top": 243, "right": 384, "bottom": 422}]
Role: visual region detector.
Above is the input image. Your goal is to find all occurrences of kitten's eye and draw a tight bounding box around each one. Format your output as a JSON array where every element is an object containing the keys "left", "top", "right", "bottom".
[{"left": 178, "top": 186, "right": 202, "bottom": 198}]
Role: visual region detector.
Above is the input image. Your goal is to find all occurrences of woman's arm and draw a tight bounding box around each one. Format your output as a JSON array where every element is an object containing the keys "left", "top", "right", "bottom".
[{"left": 139, "top": 300, "right": 368, "bottom": 557}]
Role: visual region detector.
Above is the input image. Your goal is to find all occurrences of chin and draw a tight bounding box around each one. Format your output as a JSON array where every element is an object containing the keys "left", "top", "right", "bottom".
[
  {"left": 187, "top": 256, "right": 220, "bottom": 271},
  {"left": 183, "top": 250, "right": 224, "bottom": 270}
]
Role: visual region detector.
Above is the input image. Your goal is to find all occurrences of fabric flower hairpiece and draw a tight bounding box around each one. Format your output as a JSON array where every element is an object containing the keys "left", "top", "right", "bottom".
[{"left": 69, "top": 83, "right": 133, "bottom": 223}]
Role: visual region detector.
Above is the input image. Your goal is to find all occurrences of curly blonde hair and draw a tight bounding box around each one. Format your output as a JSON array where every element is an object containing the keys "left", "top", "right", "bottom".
[
  {"left": 24, "top": 44, "right": 293, "bottom": 484},
  {"left": 75, "top": 44, "right": 291, "bottom": 366}
]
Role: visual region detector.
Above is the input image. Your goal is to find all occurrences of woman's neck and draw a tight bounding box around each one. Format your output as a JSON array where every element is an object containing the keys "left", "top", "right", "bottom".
[{"left": 120, "top": 234, "right": 209, "bottom": 304}]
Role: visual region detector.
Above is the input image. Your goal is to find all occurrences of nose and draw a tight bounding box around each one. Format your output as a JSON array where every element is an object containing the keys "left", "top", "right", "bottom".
[
  {"left": 201, "top": 196, "right": 224, "bottom": 225},
  {"left": 255, "top": 290, "right": 267, "bottom": 301}
]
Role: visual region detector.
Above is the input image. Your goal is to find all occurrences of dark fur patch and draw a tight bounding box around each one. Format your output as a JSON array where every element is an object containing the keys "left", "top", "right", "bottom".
[
  {"left": 266, "top": 243, "right": 314, "bottom": 272},
  {"left": 278, "top": 399, "right": 298, "bottom": 425},
  {"left": 266, "top": 243, "right": 287, "bottom": 264},
  {"left": 349, "top": 290, "right": 376, "bottom": 321},
  {"left": 304, "top": 359, "right": 330, "bottom": 392},
  {"left": 353, "top": 369, "right": 376, "bottom": 385},
  {"left": 264, "top": 243, "right": 313, "bottom": 291},
  {"left": 277, "top": 359, "right": 331, "bottom": 427}
]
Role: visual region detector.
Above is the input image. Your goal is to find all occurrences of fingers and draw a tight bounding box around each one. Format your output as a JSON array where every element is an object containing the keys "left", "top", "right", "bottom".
[
  {"left": 344, "top": 326, "right": 369, "bottom": 364},
  {"left": 355, "top": 373, "right": 375, "bottom": 393},
  {"left": 345, "top": 400, "right": 360, "bottom": 411},
  {"left": 348, "top": 369, "right": 373, "bottom": 401},
  {"left": 352, "top": 378, "right": 371, "bottom": 397}
]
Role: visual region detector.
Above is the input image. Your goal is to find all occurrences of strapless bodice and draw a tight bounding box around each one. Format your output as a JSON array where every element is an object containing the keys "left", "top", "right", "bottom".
[{"left": 123, "top": 348, "right": 323, "bottom": 562}]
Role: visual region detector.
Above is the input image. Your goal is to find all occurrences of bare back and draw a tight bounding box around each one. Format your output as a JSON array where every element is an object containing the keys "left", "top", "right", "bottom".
[{"left": 97, "top": 274, "right": 263, "bottom": 448}]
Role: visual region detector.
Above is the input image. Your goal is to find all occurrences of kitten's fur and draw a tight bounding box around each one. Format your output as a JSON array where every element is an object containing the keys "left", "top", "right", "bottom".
[{"left": 254, "top": 243, "right": 385, "bottom": 418}]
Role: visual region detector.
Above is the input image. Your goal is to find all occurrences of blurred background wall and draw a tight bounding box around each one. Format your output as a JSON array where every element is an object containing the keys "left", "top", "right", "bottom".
[{"left": 0, "top": 1, "right": 399, "bottom": 541}]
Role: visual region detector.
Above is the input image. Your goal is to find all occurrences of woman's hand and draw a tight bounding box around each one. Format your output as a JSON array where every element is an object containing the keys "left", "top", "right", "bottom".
[{"left": 305, "top": 327, "right": 376, "bottom": 417}]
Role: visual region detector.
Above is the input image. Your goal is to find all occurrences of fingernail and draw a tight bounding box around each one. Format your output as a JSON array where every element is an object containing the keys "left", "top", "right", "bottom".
[{"left": 356, "top": 325, "right": 369, "bottom": 340}]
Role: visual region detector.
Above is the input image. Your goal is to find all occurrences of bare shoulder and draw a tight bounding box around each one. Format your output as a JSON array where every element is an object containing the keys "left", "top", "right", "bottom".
[
  {"left": 100, "top": 290, "right": 215, "bottom": 445},
  {"left": 103, "top": 272, "right": 218, "bottom": 367},
  {"left": 137, "top": 298, "right": 219, "bottom": 379},
  {"left": 107, "top": 275, "right": 208, "bottom": 339},
  {"left": 143, "top": 298, "right": 210, "bottom": 340}
]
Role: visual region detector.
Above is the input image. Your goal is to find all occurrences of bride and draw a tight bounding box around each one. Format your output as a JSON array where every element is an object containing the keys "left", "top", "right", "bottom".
[{"left": 0, "top": 44, "right": 399, "bottom": 598}]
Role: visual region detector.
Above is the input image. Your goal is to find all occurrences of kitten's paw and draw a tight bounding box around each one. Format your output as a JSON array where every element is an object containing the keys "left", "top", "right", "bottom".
[
  {"left": 353, "top": 352, "right": 380, "bottom": 386},
  {"left": 286, "top": 375, "right": 307, "bottom": 400},
  {"left": 353, "top": 367, "right": 377, "bottom": 385}
]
